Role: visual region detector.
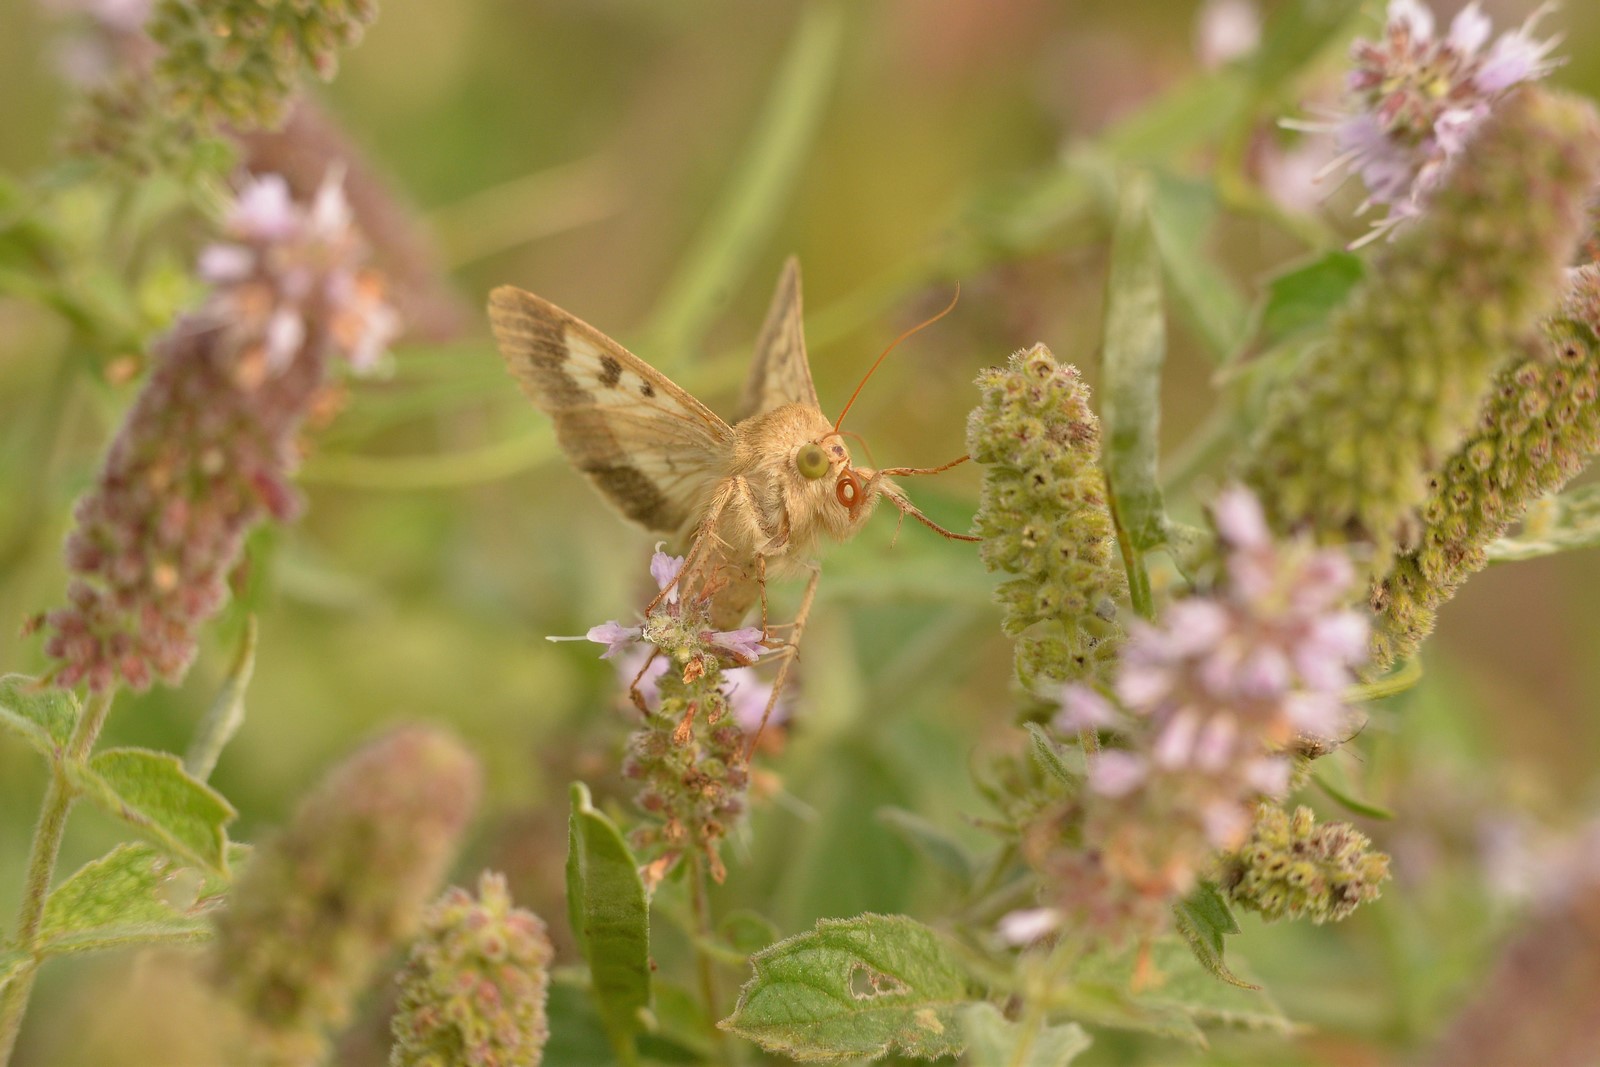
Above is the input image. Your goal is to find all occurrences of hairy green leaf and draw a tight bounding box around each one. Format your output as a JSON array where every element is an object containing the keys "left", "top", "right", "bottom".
[
  {"left": 1174, "top": 881, "right": 1254, "bottom": 989},
  {"left": 1488, "top": 484, "right": 1600, "bottom": 562},
  {"left": 961, "top": 1002, "right": 1092, "bottom": 1066},
  {"left": 36, "top": 842, "right": 239, "bottom": 958},
  {"left": 1024, "top": 723, "right": 1077, "bottom": 787},
  {"left": 67, "top": 748, "right": 236, "bottom": 876},
  {"left": 876, "top": 808, "right": 977, "bottom": 893},
  {"left": 566, "top": 782, "right": 650, "bottom": 1065},
  {"left": 721, "top": 913, "right": 976, "bottom": 1062},
  {"left": 0, "top": 675, "right": 77, "bottom": 760}
]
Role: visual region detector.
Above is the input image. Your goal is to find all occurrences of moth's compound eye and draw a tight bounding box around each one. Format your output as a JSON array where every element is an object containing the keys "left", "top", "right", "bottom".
[
  {"left": 836, "top": 472, "right": 860, "bottom": 510},
  {"left": 797, "top": 442, "right": 829, "bottom": 480}
]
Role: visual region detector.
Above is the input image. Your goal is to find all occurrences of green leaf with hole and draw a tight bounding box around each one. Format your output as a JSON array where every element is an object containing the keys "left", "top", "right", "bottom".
[
  {"left": 720, "top": 913, "right": 977, "bottom": 1062},
  {"left": 1173, "top": 882, "right": 1254, "bottom": 990},
  {"left": 36, "top": 842, "right": 239, "bottom": 958},
  {"left": 67, "top": 748, "right": 235, "bottom": 876},
  {"left": 566, "top": 782, "right": 649, "bottom": 1066},
  {"left": 0, "top": 675, "right": 77, "bottom": 760},
  {"left": 961, "top": 1003, "right": 1092, "bottom": 1066}
]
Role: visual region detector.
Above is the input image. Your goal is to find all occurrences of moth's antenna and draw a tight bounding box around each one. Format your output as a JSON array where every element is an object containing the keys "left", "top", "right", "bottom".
[{"left": 834, "top": 285, "right": 960, "bottom": 434}]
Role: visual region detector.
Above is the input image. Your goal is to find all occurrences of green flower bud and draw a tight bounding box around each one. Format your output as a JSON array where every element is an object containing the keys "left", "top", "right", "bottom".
[
  {"left": 1246, "top": 89, "right": 1600, "bottom": 585},
  {"left": 1223, "top": 805, "right": 1390, "bottom": 925},
  {"left": 1372, "top": 268, "right": 1600, "bottom": 669},
  {"left": 967, "top": 344, "right": 1125, "bottom": 689}
]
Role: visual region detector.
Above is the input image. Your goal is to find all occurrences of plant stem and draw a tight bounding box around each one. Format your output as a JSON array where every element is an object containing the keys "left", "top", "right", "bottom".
[
  {"left": 0, "top": 688, "right": 116, "bottom": 1066},
  {"left": 685, "top": 851, "right": 728, "bottom": 1061},
  {"left": 1004, "top": 938, "right": 1080, "bottom": 1067}
]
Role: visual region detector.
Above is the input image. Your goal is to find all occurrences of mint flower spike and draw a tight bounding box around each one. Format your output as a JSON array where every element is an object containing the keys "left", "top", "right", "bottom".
[
  {"left": 390, "top": 872, "right": 553, "bottom": 1067},
  {"left": 1248, "top": 87, "right": 1600, "bottom": 585},
  {"left": 1296, "top": 0, "right": 1561, "bottom": 243},
  {"left": 1372, "top": 266, "right": 1600, "bottom": 669},
  {"left": 967, "top": 343, "right": 1125, "bottom": 689},
  {"left": 42, "top": 170, "right": 397, "bottom": 692},
  {"left": 211, "top": 726, "right": 482, "bottom": 1067},
  {"left": 1028, "top": 487, "right": 1372, "bottom": 942}
]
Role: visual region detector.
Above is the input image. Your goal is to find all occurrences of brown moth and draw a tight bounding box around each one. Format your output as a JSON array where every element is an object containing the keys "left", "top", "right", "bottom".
[{"left": 488, "top": 258, "right": 974, "bottom": 739}]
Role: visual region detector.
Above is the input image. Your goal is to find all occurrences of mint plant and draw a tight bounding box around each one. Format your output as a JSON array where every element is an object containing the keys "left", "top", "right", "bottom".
[{"left": 4, "top": 1, "right": 1600, "bottom": 1065}]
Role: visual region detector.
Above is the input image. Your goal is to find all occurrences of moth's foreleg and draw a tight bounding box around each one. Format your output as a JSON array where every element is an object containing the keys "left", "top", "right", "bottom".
[
  {"left": 745, "top": 561, "right": 820, "bottom": 758},
  {"left": 627, "top": 646, "right": 661, "bottom": 714}
]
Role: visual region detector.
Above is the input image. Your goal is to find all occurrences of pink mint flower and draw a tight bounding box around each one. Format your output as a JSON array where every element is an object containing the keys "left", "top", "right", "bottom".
[{"left": 1287, "top": 0, "right": 1560, "bottom": 242}]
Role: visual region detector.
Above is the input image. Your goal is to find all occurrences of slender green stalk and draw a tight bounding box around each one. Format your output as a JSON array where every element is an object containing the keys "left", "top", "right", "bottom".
[
  {"left": 184, "top": 616, "right": 257, "bottom": 782},
  {"left": 1004, "top": 938, "right": 1081, "bottom": 1067},
  {"left": 641, "top": 0, "right": 844, "bottom": 362},
  {"left": 685, "top": 851, "right": 728, "bottom": 1062},
  {"left": 0, "top": 688, "right": 116, "bottom": 1066}
]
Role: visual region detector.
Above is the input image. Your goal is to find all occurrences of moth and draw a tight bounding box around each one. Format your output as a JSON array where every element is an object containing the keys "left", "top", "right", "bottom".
[{"left": 488, "top": 258, "right": 975, "bottom": 741}]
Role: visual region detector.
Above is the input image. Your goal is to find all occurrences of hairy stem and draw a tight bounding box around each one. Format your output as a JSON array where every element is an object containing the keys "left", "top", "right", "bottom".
[
  {"left": 686, "top": 851, "right": 728, "bottom": 1061},
  {"left": 0, "top": 688, "right": 115, "bottom": 1066}
]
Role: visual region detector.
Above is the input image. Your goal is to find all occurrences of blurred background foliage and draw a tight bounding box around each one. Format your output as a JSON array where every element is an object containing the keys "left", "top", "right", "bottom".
[{"left": 2, "top": 0, "right": 1599, "bottom": 1063}]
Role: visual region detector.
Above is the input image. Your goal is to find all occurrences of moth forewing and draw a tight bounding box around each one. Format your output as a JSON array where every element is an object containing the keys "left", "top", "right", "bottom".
[{"left": 487, "top": 284, "right": 734, "bottom": 538}]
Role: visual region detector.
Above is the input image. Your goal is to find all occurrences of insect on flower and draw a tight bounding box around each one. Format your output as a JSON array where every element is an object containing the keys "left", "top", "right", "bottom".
[{"left": 488, "top": 258, "right": 977, "bottom": 745}]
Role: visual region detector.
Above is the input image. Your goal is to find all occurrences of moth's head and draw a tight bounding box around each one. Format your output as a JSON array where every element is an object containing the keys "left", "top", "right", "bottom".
[{"left": 788, "top": 427, "right": 878, "bottom": 542}]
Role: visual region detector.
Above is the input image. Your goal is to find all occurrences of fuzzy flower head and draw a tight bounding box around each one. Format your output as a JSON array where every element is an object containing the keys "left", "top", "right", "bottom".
[
  {"left": 1308, "top": 0, "right": 1559, "bottom": 240},
  {"left": 42, "top": 172, "right": 399, "bottom": 692},
  {"left": 390, "top": 872, "right": 553, "bottom": 1067},
  {"left": 1044, "top": 487, "right": 1370, "bottom": 928},
  {"left": 201, "top": 171, "right": 399, "bottom": 379}
]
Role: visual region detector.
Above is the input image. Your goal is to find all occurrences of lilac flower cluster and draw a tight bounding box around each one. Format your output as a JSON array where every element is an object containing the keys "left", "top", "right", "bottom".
[
  {"left": 574, "top": 548, "right": 780, "bottom": 883},
  {"left": 44, "top": 172, "right": 396, "bottom": 692},
  {"left": 1315, "top": 0, "right": 1559, "bottom": 240},
  {"left": 1025, "top": 487, "right": 1369, "bottom": 939}
]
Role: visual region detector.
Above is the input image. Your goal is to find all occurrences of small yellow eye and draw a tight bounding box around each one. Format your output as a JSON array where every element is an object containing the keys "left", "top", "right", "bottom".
[{"left": 796, "top": 442, "right": 830, "bottom": 480}]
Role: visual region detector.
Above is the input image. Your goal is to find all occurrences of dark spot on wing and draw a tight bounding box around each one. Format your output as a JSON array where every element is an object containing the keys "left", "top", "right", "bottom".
[
  {"left": 640, "top": 380, "right": 656, "bottom": 397},
  {"left": 599, "top": 355, "right": 623, "bottom": 388},
  {"left": 584, "top": 461, "right": 670, "bottom": 526}
]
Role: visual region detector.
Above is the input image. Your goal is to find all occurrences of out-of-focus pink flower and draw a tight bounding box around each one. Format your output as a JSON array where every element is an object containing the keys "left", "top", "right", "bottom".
[{"left": 1195, "top": 0, "right": 1261, "bottom": 70}]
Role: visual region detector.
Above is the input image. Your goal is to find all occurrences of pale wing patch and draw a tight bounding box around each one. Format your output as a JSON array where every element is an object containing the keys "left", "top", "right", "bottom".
[
  {"left": 739, "top": 256, "right": 820, "bottom": 420},
  {"left": 488, "top": 286, "right": 734, "bottom": 534}
]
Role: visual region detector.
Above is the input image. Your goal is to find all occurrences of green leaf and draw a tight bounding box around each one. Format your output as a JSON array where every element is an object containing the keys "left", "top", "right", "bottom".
[
  {"left": 1100, "top": 173, "right": 1167, "bottom": 618},
  {"left": 1173, "top": 882, "right": 1254, "bottom": 990},
  {"left": 1059, "top": 939, "right": 1290, "bottom": 1044},
  {"left": 35, "top": 843, "right": 239, "bottom": 958},
  {"left": 183, "top": 615, "right": 257, "bottom": 782},
  {"left": 961, "top": 1003, "right": 1092, "bottom": 1066},
  {"left": 1024, "top": 723, "right": 1078, "bottom": 788},
  {"left": 565, "top": 782, "right": 650, "bottom": 1065},
  {"left": 876, "top": 808, "right": 978, "bottom": 893},
  {"left": 720, "top": 913, "right": 976, "bottom": 1062},
  {"left": 67, "top": 748, "right": 236, "bottom": 876},
  {"left": 0, "top": 675, "right": 77, "bottom": 760},
  {"left": 1488, "top": 484, "right": 1600, "bottom": 562},
  {"left": 1256, "top": 251, "right": 1364, "bottom": 349},
  {"left": 1149, "top": 174, "right": 1248, "bottom": 361}
]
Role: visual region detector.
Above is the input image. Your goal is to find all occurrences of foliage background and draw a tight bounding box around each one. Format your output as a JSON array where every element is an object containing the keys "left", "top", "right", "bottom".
[{"left": 1, "top": 0, "right": 1598, "bottom": 1063}]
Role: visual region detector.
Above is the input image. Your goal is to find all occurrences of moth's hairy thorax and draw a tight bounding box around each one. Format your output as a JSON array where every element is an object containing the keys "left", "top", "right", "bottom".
[{"left": 728, "top": 403, "right": 874, "bottom": 562}]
